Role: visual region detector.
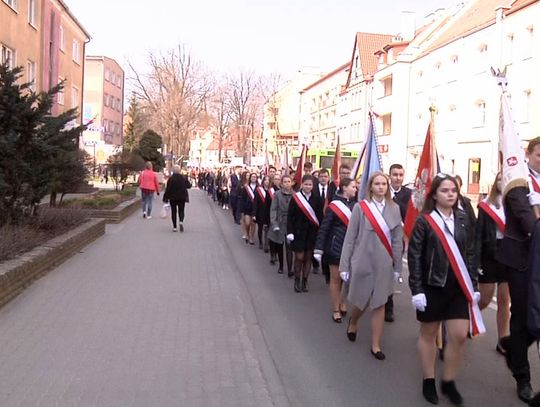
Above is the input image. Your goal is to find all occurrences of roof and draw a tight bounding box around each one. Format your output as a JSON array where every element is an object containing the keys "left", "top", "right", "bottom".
[
  {"left": 301, "top": 62, "right": 349, "bottom": 92},
  {"left": 424, "top": 0, "right": 538, "bottom": 54},
  {"left": 58, "top": 0, "right": 91, "bottom": 40}
]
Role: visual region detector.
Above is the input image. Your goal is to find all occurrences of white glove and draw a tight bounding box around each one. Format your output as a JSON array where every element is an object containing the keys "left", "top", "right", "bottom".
[
  {"left": 340, "top": 271, "right": 350, "bottom": 282},
  {"left": 528, "top": 191, "right": 540, "bottom": 206},
  {"left": 473, "top": 291, "right": 481, "bottom": 305},
  {"left": 394, "top": 272, "right": 401, "bottom": 283},
  {"left": 272, "top": 226, "right": 280, "bottom": 232},
  {"left": 286, "top": 234, "right": 294, "bottom": 242},
  {"left": 412, "top": 293, "right": 427, "bottom": 312},
  {"left": 313, "top": 253, "right": 322, "bottom": 264}
]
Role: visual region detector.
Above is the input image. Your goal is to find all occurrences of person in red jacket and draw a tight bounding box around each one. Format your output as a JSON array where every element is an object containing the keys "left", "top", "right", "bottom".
[{"left": 138, "top": 161, "right": 160, "bottom": 219}]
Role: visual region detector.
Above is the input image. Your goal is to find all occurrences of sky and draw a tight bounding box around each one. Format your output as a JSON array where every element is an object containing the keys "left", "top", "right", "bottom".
[{"left": 67, "top": 0, "right": 463, "bottom": 80}]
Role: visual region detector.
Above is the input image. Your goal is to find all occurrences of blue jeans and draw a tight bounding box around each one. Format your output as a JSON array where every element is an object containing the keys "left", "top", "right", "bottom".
[{"left": 142, "top": 191, "right": 154, "bottom": 215}]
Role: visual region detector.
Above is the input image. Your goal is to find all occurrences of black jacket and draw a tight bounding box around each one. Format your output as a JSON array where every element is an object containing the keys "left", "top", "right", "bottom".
[
  {"left": 254, "top": 188, "right": 271, "bottom": 225},
  {"left": 497, "top": 186, "right": 537, "bottom": 271},
  {"left": 163, "top": 173, "right": 191, "bottom": 202},
  {"left": 475, "top": 203, "right": 500, "bottom": 269},
  {"left": 287, "top": 191, "right": 323, "bottom": 252},
  {"left": 312, "top": 183, "right": 330, "bottom": 208},
  {"left": 528, "top": 221, "right": 540, "bottom": 338},
  {"left": 392, "top": 187, "right": 412, "bottom": 221},
  {"left": 238, "top": 184, "right": 257, "bottom": 216},
  {"left": 315, "top": 195, "right": 356, "bottom": 259},
  {"left": 408, "top": 209, "right": 477, "bottom": 296}
]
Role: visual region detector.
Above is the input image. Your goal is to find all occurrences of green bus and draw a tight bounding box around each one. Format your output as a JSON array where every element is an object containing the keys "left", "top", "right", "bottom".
[{"left": 293, "top": 148, "right": 359, "bottom": 170}]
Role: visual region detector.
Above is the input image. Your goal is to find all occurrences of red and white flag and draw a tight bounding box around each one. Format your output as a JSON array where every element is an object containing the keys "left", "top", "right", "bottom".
[
  {"left": 359, "top": 200, "right": 392, "bottom": 258},
  {"left": 404, "top": 114, "right": 439, "bottom": 237},
  {"left": 327, "top": 200, "right": 352, "bottom": 226},
  {"left": 424, "top": 211, "right": 486, "bottom": 336},
  {"left": 294, "top": 144, "right": 308, "bottom": 186},
  {"left": 292, "top": 192, "right": 319, "bottom": 227}
]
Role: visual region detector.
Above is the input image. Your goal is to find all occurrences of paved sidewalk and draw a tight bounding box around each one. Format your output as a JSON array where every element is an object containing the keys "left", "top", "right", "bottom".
[{"left": 0, "top": 190, "right": 287, "bottom": 407}]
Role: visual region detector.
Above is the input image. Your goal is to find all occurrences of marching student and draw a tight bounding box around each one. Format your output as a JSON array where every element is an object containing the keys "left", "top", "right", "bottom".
[
  {"left": 327, "top": 164, "right": 352, "bottom": 203},
  {"left": 475, "top": 173, "right": 510, "bottom": 354},
  {"left": 269, "top": 175, "right": 294, "bottom": 275},
  {"left": 254, "top": 176, "right": 272, "bottom": 252},
  {"left": 455, "top": 175, "right": 477, "bottom": 229},
  {"left": 268, "top": 173, "right": 281, "bottom": 264},
  {"left": 287, "top": 174, "right": 323, "bottom": 292},
  {"left": 314, "top": 177, "right": 357, "bottom": 323},
  {"left": 238, "top": 172, "right": 258, "bottom": 244},
  {"left": 340, "top": 172, "right": 403, "bottom": 361},
  {"left": 312, "top": 169, "right": 331, "bottom": 276},
  {"left": 408, "top": 174, "right": 481, "bottom": 405}
]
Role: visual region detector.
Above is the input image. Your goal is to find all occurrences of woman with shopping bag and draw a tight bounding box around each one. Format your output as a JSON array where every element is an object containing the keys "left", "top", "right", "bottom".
[{"left": 163, "top": 165, "right": 192, "bottom": 232}]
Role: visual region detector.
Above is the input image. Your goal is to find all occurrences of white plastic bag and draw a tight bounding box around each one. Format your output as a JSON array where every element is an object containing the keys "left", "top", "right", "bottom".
[{"left": 160, "top": 203, "right": 170, "bottom": 219}]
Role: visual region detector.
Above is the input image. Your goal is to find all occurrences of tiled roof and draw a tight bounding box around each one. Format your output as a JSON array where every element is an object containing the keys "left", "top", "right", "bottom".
[
  {"left": 356, "top": 32, "right": 394, "bottom": 76},
  {"left": 424, "top": 0, "right": 538, "bottom": 53}
]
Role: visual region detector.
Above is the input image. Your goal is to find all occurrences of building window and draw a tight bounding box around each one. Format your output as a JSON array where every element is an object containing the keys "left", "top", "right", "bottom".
[
  {"left": 523, "top": 26, "right": 534, "bottom": 60},
  {"left": 71, "top": 86, "right": 79, "bottom": 109},
  {"left": 28, "top": 0, "right": 37, "bottom": 26},
  {"left": 57, "top": 77, "right": 64, "bottom": 105},
  {"left": 59, "top": 26, "right": 65, "bottom": 52},
  {"left": 479, "top": 43, "right": 488, "bottom": 53},
  {"left": 467, "top": 158, "right": 481, "bottom": 194},
  {"left": 3, "top": 0, "right": 17, "bottom": 11},
  {"left": 72, "top": 40, "right": 80, "bottom": 64},
  {"left": 27, "top": 60, "right": 36, "bottom": 91},
  {"left": 1, "top": 44, "right": 15, "bottom": 69},
  {"left": 381, "top": 76, "right": 392, "bottom": 97},
  {"left": 381, "top": 114, "right": 392, "bottom": 136},
  {"left": 474, "top": 101, "right": 486, "bottom": 127},
  {"left": 103, "top": 93, "right": 108, "bottom": 107}
]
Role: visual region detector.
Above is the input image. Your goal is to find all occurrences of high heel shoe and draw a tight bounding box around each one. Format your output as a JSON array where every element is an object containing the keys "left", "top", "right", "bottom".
[
  {"left": 332, "top": 311, "right": 342, "bottom": 323},
  {"left": 294, "top": 278, "right": 302, "bottom": 293},
  {"left": 346, "top": 318, "right": 357, "bottom": 342}
]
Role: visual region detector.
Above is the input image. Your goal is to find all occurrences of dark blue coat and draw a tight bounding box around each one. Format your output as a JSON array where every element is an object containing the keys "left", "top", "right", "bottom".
[{"left": 315, "top": 195, "right": 356, "bottom": 260}]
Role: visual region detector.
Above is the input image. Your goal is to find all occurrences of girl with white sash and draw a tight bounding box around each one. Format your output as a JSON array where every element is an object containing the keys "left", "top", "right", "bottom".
[
  {"left": 287, "top": 174, "right": 323, "bottom": 293},
  {"left": 340, "top": 172, "right": 403, "bottom": 361},
  {"left": 238, "top": 172, "right": 258, "bottom": 245},
  {"left": 268, "top": 173, "right": 282, "bottom": 266},
  {"left": 475, "top": 173, "right": 510, "bottom": 355},
  {"left": 254, "top": 176, "right": 272, "bottom": 252},
  {"left": 408, "top": 174, "right": 479, "bottom": 405},
  {"left": 314, "top": 177, "right": 358, "bottom": 323}
]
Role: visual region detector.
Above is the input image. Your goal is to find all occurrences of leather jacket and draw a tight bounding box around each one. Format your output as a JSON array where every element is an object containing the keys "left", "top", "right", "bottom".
[{"left": 408, "top": 209, "right": 477, "bottom": 296}]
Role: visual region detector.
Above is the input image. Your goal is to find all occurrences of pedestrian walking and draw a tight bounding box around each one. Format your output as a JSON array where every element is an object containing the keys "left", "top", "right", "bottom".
[
  {"left": 312, "top": 169, "right": 330, "bottom": 276},
  {"left": 340, "top": 172, "right": 403, "bottom": 361},
  {"left": 408, "top": 173, "right": 480, "bottom": 405},
  {"left": 138, "top": 161, "right": 161, "bottom": 219},
  {"left": 314, "top": 177, "right": 357, "bottom": 323},
  {"left": 162, "top": 165, "right": 191, "bottom": 232},
  {"left": 269, "top": 175, "right": 293, "bottom": 275},
  {"left": 475, "top": 173, "right": 510, "bottom": 354},
  {"left": 239, "top": 172, "right": 258, "bottom": 244},
  {"left": 229, "top": 167, "right": 242, "bottom": 224},
  {"left": 287, "top": 174, "right": 323, "bottom": 293},
  {"left": 254, "top": 175, "right": 271, "bottom": 252}
]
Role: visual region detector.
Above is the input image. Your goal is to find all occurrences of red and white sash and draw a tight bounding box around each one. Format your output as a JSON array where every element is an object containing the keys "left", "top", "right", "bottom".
[
  {"left": 292, "top": 192, "right": 320, "bottom": 227},
  {"left": 359, "top": 199, "right": 392, "bottom": 258},
  {"left": 530, "top": 172, "right": 540, "bottom": 193},
  {"left": 478, "top": 200, "right": 506, "bottom": 233},
  {"left": 245, "top": 185, "right": 255, "bottom": 202},
  {"left": 327, "top": 200, "right": 352, "bottom": 227},
  {"left": 424, "top": 211, "right": 486, "bottom": 337},
  {"left": 268, "top": 187, "right": 275, "bottom": 200},
  {"left": 256, "top": 186, "right": 266, "bottom": 202}
]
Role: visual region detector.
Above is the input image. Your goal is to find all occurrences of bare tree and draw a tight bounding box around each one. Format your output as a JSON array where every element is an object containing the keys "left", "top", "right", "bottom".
[
  {"left": 208, "top": 83, "right": 231, "bottom": 163},
  {"left": 128, "top": 45, "right": 212, "bottom": 163}
]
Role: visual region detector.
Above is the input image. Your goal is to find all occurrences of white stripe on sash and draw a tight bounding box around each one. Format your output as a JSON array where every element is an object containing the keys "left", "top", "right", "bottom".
[
  {"left": 328, "top": 200, "right": 352, "bottom": 226},
  {"left": 245, "top": 185, "right": 255, "bottom": 201},
  {"left": 293, "top": 192, "right": 320, "bottom": 227},
  {"left": 364, "top": 200, "right": 392, "bottom": 251}
]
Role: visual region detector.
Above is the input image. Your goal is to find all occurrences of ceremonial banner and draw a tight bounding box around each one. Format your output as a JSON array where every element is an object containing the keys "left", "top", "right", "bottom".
[
  {"left": 358, "top": 114, "right": 383, "bottom": 200},
  {"left": 294, "top": 144, "right": 308, "bottom": 186}
]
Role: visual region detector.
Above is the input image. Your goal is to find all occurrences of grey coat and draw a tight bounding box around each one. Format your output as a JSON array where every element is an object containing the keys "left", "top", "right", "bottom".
[
  {"left": 340, "top": 200, "right": 403, "bottom": 310},
  {"left": 268, "top": 189, "right": 293, "bottom": 244}
]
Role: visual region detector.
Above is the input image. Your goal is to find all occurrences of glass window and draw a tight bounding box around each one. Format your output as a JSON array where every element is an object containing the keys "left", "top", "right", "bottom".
[
  {"left": 3, "top": 0, "right": 17, "bottom": 11},
  {"left": 72, "top": 40, "right": 80, "bottom": 64},
  {"left": 28, "top": 0, "right": 36, "bottom": 26},
  {"left": 71, "top": 86, "right": 79, "bottom": 109},
  {"left": 57, "top": 77, "right": 64, "bottom": 105},
  {"left": 59, "top": 26, "right": 65, "bottom": 51},
  {"left": 27, "top": 60, "right": 36, "bottom": 91},
  {"left": 1, "top": 44, "right": 15, "bottom": 68}
]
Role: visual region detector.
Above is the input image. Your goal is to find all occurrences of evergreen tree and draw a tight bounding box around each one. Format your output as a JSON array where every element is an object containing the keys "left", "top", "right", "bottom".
[
  {"left": 123, "top": 94, "right": 145, "bottom": 152},
  {"left": 134, "top": 129, "right": 165, "bottom": 171},
  {"left": 0, "top": 63, "right": 86, "bottom": 224}
]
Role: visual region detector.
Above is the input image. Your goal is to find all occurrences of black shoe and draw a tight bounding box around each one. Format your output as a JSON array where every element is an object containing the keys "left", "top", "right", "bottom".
[
  {"left": 258, "top": 243, "right": 263, "bottom": 250},
  {"left": 371, "top": 349, "right": 386, "bottom": 360},
  {"left": 384, "top": 311, "right": 394, "bottom": 323},
  {"left": 294, "top": 278, "right": 302, "bottom": 293},
  {"left": 441, "top": 380, "right": 463, "bottom": 405},
  {"left": 270, "top": 258, "right": 276, "bottom": 265},
  {"left": 517, "top": 382, "right": 533, "bottom": 404},
  {"left": 422, "top": 378, "right": 439, "bottom": 405},
  {"left": 264, "top": 248, "right": 269, "bottom": 253},
  {"left": 346, "top": 318, "right": 357, "bottom": 342},
  {"left": 529, "top": 391, "right": 540, "bottom": 406},
  {"left": 301, "top": 278, "right": 308, "bottom": 292},
  {"left": 332, "top": 311, "right": 342, "bottom": 323},
  {"left": 278, "top": 269, "right": 283, "bottom": 274},
  {"left": 496, "top": 341, "right": 507, "bottom": 356},
  {"left": 287, "top": 271, "right": 294, "bottom": 278},
  {"left": 312, "top": 267, "right": 319, "bottom": 275},
  {"left": 179, "top": 223, "right": 184, "bottom": 232}
]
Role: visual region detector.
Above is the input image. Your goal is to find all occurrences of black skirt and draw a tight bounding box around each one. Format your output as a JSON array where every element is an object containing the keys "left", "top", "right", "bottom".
[
  {"left": 417, "top": 267, "right": 469, "bottom": 322},
  {"left": 479, "top": 240, "right": 508, "bottom": 284}
]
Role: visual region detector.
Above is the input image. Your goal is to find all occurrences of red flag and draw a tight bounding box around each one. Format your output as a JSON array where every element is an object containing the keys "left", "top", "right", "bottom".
[
  {"left": 331, "top": 136, "right": 342, "bottom": 187},
  {"left": 403, "top": 117, "right": 438, "bottom": 237},
  {"left": 294, "top": 144, "right": 307, "bottom": 186}
]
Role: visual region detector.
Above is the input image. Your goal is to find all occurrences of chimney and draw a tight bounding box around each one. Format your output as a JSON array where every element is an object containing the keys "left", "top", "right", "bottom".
[{"left": 400, "top": 11, "right": 416, "bottom": 42}]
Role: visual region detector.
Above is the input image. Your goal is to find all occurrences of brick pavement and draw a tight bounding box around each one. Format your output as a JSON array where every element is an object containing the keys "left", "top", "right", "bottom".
[{"left": 0, "top": 190, "right": 287, "bottom": 407}]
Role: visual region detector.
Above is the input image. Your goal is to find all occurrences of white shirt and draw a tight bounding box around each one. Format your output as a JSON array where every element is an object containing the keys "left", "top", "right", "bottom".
[
  {"left": 373, "top": 198, "right": 386, "bottom": 214},
  {"left": 441, "top": 212, "right": 455, "bottom": 236},
  {"left": 319, "top": 184, "right": 327, "bottom": 197},
  {"left": 390, "top": 185, "right": 401, "bottom": 199}
]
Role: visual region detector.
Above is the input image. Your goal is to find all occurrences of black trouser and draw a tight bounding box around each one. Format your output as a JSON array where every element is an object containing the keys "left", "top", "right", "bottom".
[
  {"left": 508, "top": 267, "right": 536, "bottom": 384},
  {"left": 170, "top": 199, "right": 186, "bottom": 228},
  {"left": 229, "top": 194, "right": 240, "bottom": 223},
  {"left": 385, "top": 295, "right": 394, "bottom": 315}
]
